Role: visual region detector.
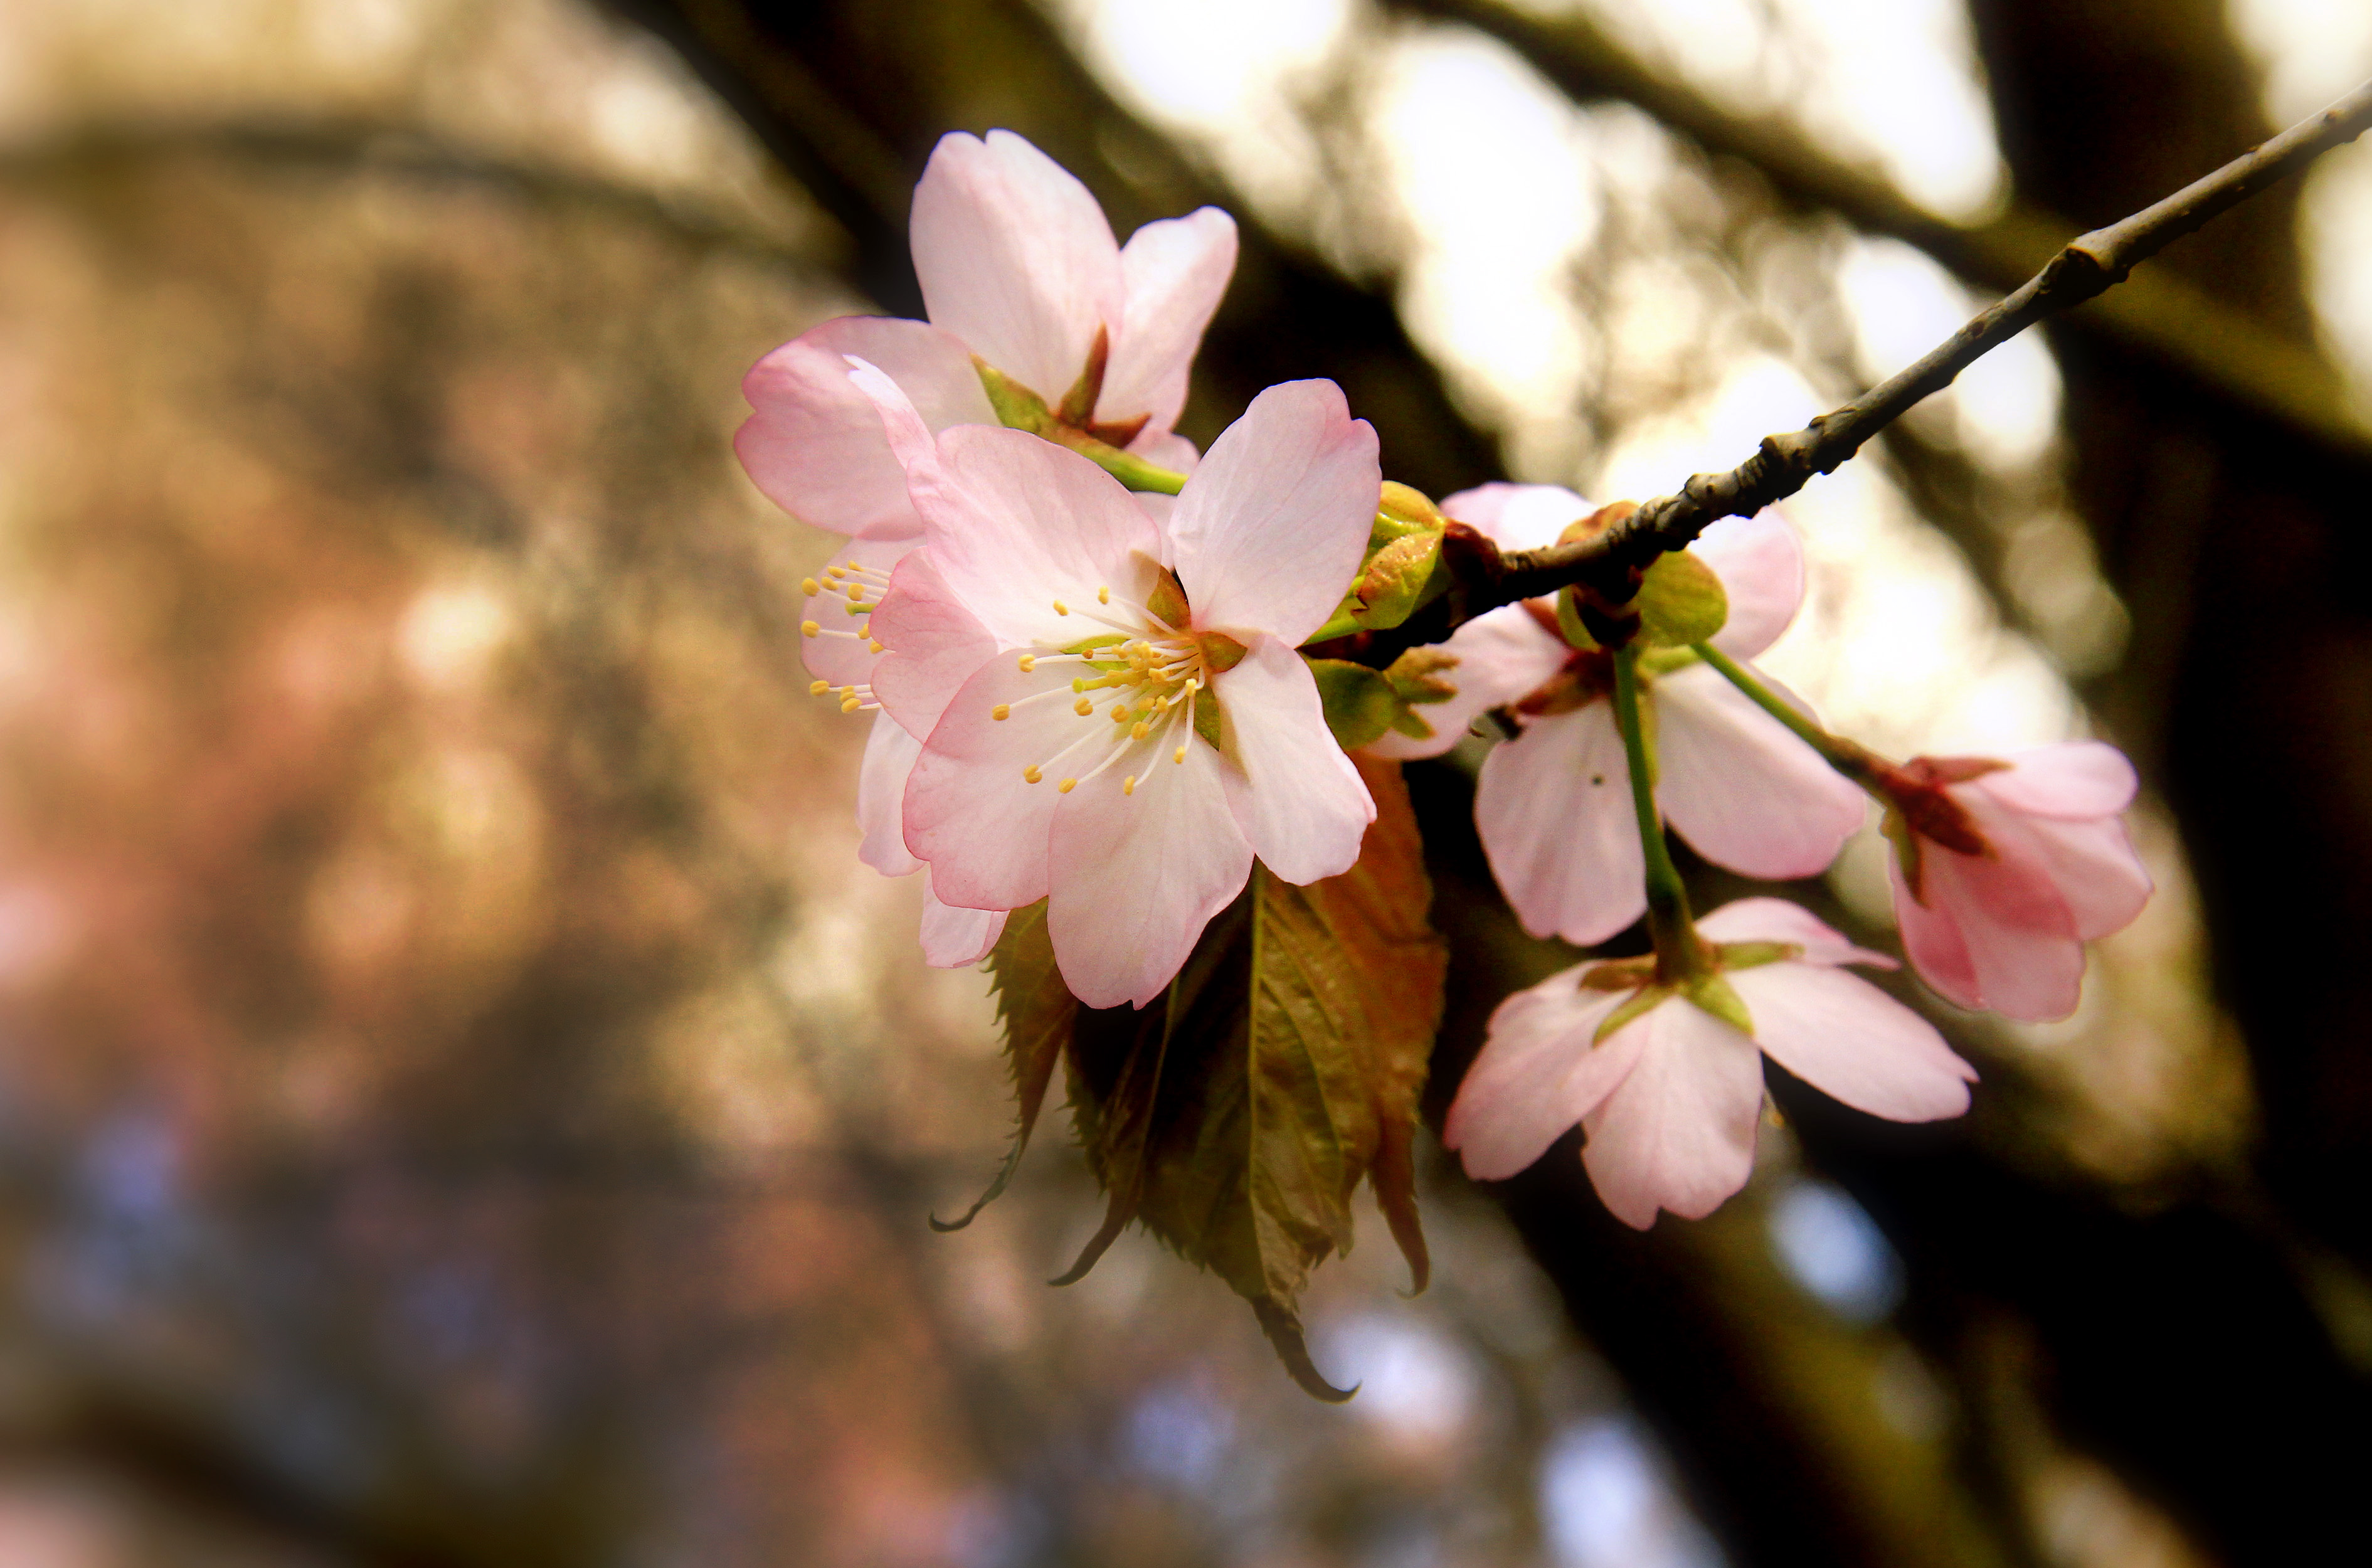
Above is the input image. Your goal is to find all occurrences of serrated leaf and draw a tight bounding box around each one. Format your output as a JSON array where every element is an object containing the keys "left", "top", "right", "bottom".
[
  {"left": 1055, "top": 758, "right": 1445, "bottom": 1399},
  {"left": 1348, "top": 531, "right": 1444, "bottom": 631},
  {"left": 935, "top": 900, "right": 1072, "bottom": 1232},
  {"left": 1636, "top": 549, "right": 1729, "bottom": 647},
  {"left": 1308, "top": 657, "right": 1401, "bottom": 750}
]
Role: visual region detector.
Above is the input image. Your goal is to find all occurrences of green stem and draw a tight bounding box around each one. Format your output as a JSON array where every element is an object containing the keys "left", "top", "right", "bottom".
[
  {"left": 1691, "top": 640, "right": 1885, "bottom": 791},
  {"left": 1612, "top": 644, "right": 1708, "bottom": 980}
]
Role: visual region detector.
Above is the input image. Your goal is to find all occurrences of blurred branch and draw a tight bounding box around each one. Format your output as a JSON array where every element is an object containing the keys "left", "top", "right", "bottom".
[
  {"left": 0, "top": 117, "right": 815, "bottom": 270},
  {"left": 1387, "top": 0, "right": 2372, "bottom": 464},
  {"left": 1361, "top": 75, "right": 2372, "bottom": 658}
]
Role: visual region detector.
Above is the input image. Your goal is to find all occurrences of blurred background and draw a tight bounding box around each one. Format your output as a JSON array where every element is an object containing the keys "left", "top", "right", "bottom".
[{"left": 0, "top": 0, "right": 2368, "bottom": 1563}]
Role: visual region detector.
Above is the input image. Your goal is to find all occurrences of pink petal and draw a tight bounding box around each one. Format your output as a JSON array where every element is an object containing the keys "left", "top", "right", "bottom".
[
  {"left": 2015, "top": 813, "right": 2153, "bottom": 940},
  {"left": 1969, "top": 740, "right": 2139, "bottom": 820},
  {"left": 903, "top": 656, "right": 1080, "bottom": 910},
  {"left": 1212, "top": 636, "right": 1375, "bottom": 884},
  {"left": 735, "top": 318, "right": 991, "bottom": 540},
  {"left": 909, "top": 130, "right": 1121, "bottom": 403},
  {"left": 1166, "top": 381, "right": 1380, "bottom": 646},
  {"left": 1654, "top": 664, "right": 1865, "bottom": 880},
  {"left": 1581, "top": 999, "right": 1765, "bottom": 1229},
  {"left": 1904, "top": 830, "right": 2085, "bottom": 1022},
  {"left": 1728, "top": 961, "right": 1975, "bottom": 1121},
  {"left": 907, "top": 425, "right": 1162, "bottom": 649},
  {"left": 1364, "top": 604, "right": 1572, "bottom": 761},
  {"left": 1890, "top": 859, "right": 1984, "bottom": 1011},
  {"left": 1445, "top": 970, "right": 1644, "bottom": 1181},
  {"left": 921, "top": 882, "right": 1005, "bottom": 968},
  {"left": 1475, "top": 704, "right": 1646, "bottom": 946},
  {"left": 1692, "top": 509, "right": 1806, "bottom": 661},
  {"left": 857, "top": 713, "right": 924, "bottom": 877},
  {"left": 799, "top": 537, "right": 909, "bottom": 689},
  {"left": 1695, "top": 896, "right": 1893, "bottom": 968},
  {"left": 1046, "top": 733, "right": 1253, "bottom": 1009},
  {"left": 869, "top": 549, "right": 997, "bottom": 737},
  {"left": 1100, "top": 208, "right": 1239, "bottom": 435},
  {"left": 1130, "top": 431, "right": 1200, "bottom": 471},
  {"left": 1438, "top": 483, "right": 1594, "bottom": 553}
]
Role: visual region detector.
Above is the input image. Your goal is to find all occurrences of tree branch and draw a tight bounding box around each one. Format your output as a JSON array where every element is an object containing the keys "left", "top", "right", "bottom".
[{"left": 1448, "top": 77, "right": 2372, "bottom": 628}]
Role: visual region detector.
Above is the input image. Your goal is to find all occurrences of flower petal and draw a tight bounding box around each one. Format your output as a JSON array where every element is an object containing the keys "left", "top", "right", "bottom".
[
  {"left": 1581, "top": 999, "right": 1765, "bottom": 1229},
  {"left": 1100, "top": 208, "right": 1238, "bottom": 435},
  {"left": 1971, "top": 740, "right": 2139, "bottom": 820},
  {"left": 906, "top": 425, "right": 1162, "bottom": 648},
  {"left": 736, "top": 319, "right": 991, "bottom": 540},
  {"left": 909, "top": 130, "right": 1121, "bottom": 402},
  {"left": 1214, "top": 636, "right": 1374, "bottom": 884},
  {"left": 1167, "top": 380, "right": 1379, "bottom": 645},
  {"left": 869, "top": 549, "right": 998, "bottom": 737},
  {"left": 2015, "top": 813, "right": 2153, "bottom": 940},
  {"left": 1364, "top": 603, "right": 1571, "bottom": 761},
  {"left": 857, "top": 712, "right": 924, "bottom": 877},
  {"left": 1655, "top": 664, "right": 1865, "bottom": 879},
  {"left": 798, "top": 537, "right": 909, "bottom": 688},
  {"left": 1902, "top": 825, "right": 2085, "bottom": 1022},
  {"left": 1438, "top": 483, "right": 1594, "bottom": 553},
  {"left": 1445, "top": 968, "right": 1643, "bottom": 1181},
  {"left": 1693, "top": 509, "right": 1805, "bottom": 661},
  {"left": 1729, "top": 961, "right": 1974, "bottom": 1121},
  {"left": 1695, "top": 896, "right": 1893, "bottom": 968},
  {"left": 921, "top": 882, "right": 1005, "bottom": 968},
  {"left": 1890, "top": 858, "right": 1983, "bottom": 1011},
  {"left": 903, "top": 655, "right": 1083, "bottom": 910},
  {"left": 1475, "top": 704, "right": 1646, "bottom": 945},
  {"left": 1046, "top": 734, "right": 1253, "bottom": 1009}
]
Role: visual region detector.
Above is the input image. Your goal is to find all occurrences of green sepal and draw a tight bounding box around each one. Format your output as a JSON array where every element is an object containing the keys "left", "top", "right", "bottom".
[
  {"left": 1595, "top": 983, "right": 1670, "bottom": 1044},
  {"left": 972, "top": 356, "right": 1188, "bottom": 495},
  {"left": 1387, "top": 709, "right": 1436, "bottom": 741},
  {"left": 1308, "top": 658, "right": 1402, "bottom": 751},
  {"left": 1713, "top": 940, "right": 1801, "bottom": 973},
  {"left": 1681, "top": 973, "right": 1755, "bottom": 1036},
  {"left": 1197, "top": 630, "right": 1249, "bottom": 673},
  {"left": 1193, "top": 687, "right": 1226, "bottom": 752},
  {"left": 1635, "top": 549, "right": 1729, "bottom": 648},
  {"left": 1638, "top": 645, "right": 1702, "bottom": 677},
  {"left": 975, "top": 356, "right": 1056, "bottom": 434},
  {"left": 1384, "top": 647, "right": 1459, "bottom": 705},
  {"left": 1554, "top": 585, "right": 1599, "bottom": 651}
]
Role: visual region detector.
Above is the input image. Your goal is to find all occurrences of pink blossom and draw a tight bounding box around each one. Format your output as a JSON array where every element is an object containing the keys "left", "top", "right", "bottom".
[
  {"left": 1880, "top": 741, "right": 2152, "bottom": 1022},
  {"left": 1372, "top": 484, "right": 1864, "bottom": 946},
  {"left": 1444, "top": 898, "right": 1974, "bottom": 1228},
  {"left": 735, "top": 130, "right": 1235, "bottom": 540},
  {"left": 799, "top": 537, "right": 1005, "bottom": 968},
  {"left": 870, "top": 376, "right": 1380, "bottom": 1009}
]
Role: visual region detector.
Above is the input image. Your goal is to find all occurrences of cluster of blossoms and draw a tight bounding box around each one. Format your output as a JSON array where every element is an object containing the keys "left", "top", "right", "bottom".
[{"left": 735, "top": 129, "right": 2152, "bottom": 1229}]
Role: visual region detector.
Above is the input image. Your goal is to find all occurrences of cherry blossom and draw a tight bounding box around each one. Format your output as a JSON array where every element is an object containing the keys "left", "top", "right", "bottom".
[
  {"left": 1877, "top": 741, "right": 2152, "bottom": 1022},
  {"left": 735, "top": 129, "right": 1235, "bottom": 540},
  {"left": 870, "top": 376, "right": 1380, "bottom": 1009},
  {"left": 798, "top": 537, "right": 1005, "bottom": 968},
  {"left": 1444, "top": 898, "right": 1974, "bottom": 1228},
  {"left": 1372, "top": 484, "right": 1865, "bottom": 946}
]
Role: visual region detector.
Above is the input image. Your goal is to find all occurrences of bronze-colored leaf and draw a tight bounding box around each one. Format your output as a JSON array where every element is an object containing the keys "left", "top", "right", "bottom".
[{"left": 933, "top": 900, "right": 1073, "bottom": 1232}]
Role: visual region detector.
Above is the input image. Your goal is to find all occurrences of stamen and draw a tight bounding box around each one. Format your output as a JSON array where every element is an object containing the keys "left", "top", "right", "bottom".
[
  {"left": 1123, "top": 776, "right": 1136, "bottom": 795},
  {"left": 1057, "top": 778, "right": 1077, "bottom": 793},
  {"left": 801, "top": 578, "right": 821, "bottom": 596},
  {"left": 1018, "top": 654, "right": 1036, "bottom": 672},
  {"left": 868, "top": 639, "right": 884, "bottom": 654},
  {"left": 992, "top": 704, "right": 1010, "bottom": 721},
  {"left": 1098, "top": 586, "right": 1111, "bottom": 605},
  {"left": 1052, "top": 600, "right": 1069, "bottom": 615},
  {"left": 1131, "top": 721, "right": 1151, "bottom": 740},
  {"left": 800, "top": 620, "right": 820, "bottom": 637},
  {"left": 1074, "top": 697, "right": 1094, "bottom": 716},
  {"left": 840, "top": 697, "right": 862, "bottom": 713},
  {"left": 825, "top": 566, "right": 847, "bottom": 580},
  {"left": 1111, "top": 705, "right": 1131, "bottom": 724},
  {"left": 809, "top": 680, "right": 829, "bottom": 696},
  {"left": 1024, "top": 765, "right": 1043, "bottom": 783}
]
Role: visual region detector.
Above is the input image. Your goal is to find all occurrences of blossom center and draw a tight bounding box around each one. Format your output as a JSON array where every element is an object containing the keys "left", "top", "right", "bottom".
[{"left": 992, "top": 583, "right": 1214, "bottom": 799}]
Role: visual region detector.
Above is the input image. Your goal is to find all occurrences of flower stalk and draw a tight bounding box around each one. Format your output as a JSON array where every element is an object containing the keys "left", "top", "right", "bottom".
[{"left": 1611, "top": 643, "right": 1711, "bottom": 984}]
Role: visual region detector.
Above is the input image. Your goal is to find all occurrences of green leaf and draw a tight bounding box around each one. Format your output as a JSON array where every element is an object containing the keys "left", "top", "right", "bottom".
[
  {"left": 1636, "top": 549, "right": 1729, "bottom": 647},
  {"left": 1348, "top": 531, "right": 1444, "bottom": 632},
  {"left": 1308, "top": 658, "right": 1401, "bottom": 751},
  {"left": 935, "top": 901, "right": 1073, "bottom": 1232},
  {"left": 1052, "top": 757, "right": 1446, "bottom": 1399}
]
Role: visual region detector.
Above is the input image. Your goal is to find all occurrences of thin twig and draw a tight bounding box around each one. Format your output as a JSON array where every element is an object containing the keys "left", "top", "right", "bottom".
[{"left": 1456, "top": 78, "right": 2372, "bottom": 622}]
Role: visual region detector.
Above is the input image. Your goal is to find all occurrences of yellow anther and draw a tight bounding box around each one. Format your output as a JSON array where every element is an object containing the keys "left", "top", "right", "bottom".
[
  {"left": 1097, "top": 586, "right": 1111, "bottom": 605},
  {"left": 1052, "top": 600, "right": 1069, "bottom": 615},
  {"left": 1173, "top": 745, "right": 1187, "bottom": 764},
  {"left": 1072, "top": 677, "right": 1087, "bottom": 693},
  {"left": 838, "top": 686, "right": 855, "bottom": 697},
  {"left": 1074, "top": 697, "right": 1093, "bottom": 716},
  {"left": 1018, "top": 654, "right": 1037, "bottom": 672},
  {"left": 1123, "top": 775, "right": 1137, "bottom": 796},
  {"left": 801, "top": 620, "right": 820, "bottom": 637},
  {"left": 845, "top": 601, "right": 869, "bottom": 617},
  {"left": 1131, "top": 722, "right": 1152, "bottom": 740},
  {"left": 809, "top": 679, "right": 829, "bottom": 696},
  {"left": 826, "top": 566, "right": 847, "bottom": 578},
  {"left": 802, "top": 577, "right": 821, "bottom": 596},
  {"left": 1058, "top": 778, "right": 1077, "bottom": 793},
  {"left": 840, "top": 697, "right": 860, "bottom": 714},
  {"left": 1024, "top": 765, "right": 1044, "bottom": 784},
  {"left": 868, "top": 639, "right": 884, "bottom": 654},
  {"left": 1111, "top": 705, "right": 1131, "bottom": 724},
  {"left": 992, "top": 704, "right": 1012, "bottom": 721}
]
